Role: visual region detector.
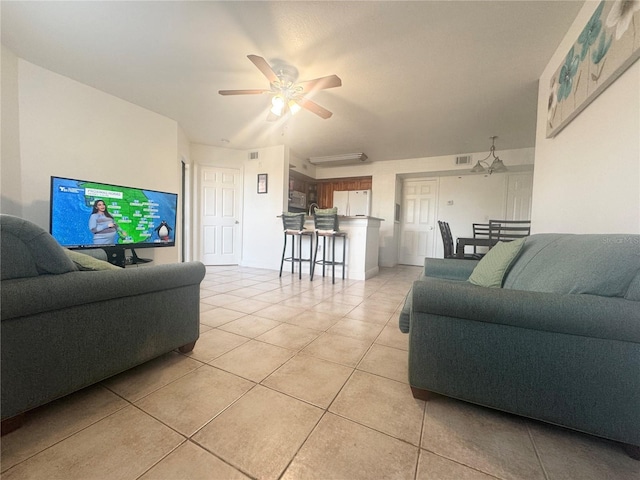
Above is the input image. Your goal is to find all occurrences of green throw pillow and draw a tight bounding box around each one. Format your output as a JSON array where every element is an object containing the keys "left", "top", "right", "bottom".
[
  {"left": 64, "top": 249, "right": 122, "bottom": 271},
  {"left": 314, "top": 207, "right": 338, "bottom": 215},
  {"left": 468, "top": 238, "right": 526, "bottom": 288}
]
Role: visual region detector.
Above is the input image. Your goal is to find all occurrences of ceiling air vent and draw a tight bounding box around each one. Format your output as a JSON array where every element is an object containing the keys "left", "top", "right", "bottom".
[
  {"left": 249, "top": 151, "right": 259, "bottom": 160},
  {"left": 455, "top": 155, "right": 472, "bottom": 165}
]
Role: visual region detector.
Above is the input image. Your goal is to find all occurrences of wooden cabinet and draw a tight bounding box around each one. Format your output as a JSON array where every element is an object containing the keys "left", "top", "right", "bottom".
[
  {"left": 290, "top": 177, "right": 306, "bottom": 193},
  {"left": 290, "top": 171, "right": 373, "bottom": 209},
  {"left": 307, "top": 183, "right": 318, "bottom": 204},
  {"left": 317, "top": 183, "right": 332, "bottom": 209},
  {"left": 316, "top": 176, "right": 372, "bottom": 208}
]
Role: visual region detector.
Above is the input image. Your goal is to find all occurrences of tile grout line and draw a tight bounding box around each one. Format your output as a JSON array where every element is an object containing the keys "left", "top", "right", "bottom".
[{"left": 527, "top": 422, "right": 551, "bottom": 480}]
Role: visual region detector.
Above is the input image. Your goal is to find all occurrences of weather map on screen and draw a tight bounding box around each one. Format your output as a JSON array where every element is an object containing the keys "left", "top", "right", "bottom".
[{"left": 50, "top": 176, "right": 178, "bottom": 249}]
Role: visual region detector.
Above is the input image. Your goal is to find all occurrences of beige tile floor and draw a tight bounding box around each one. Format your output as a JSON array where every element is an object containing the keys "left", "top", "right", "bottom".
[{"left": 2, "top": 265, "right": 639, "bottom": 480}]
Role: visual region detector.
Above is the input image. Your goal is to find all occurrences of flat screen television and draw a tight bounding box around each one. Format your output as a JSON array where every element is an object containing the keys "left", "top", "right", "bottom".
[{"left": 50, "top": 176, "right": 178, "bottom": 266}]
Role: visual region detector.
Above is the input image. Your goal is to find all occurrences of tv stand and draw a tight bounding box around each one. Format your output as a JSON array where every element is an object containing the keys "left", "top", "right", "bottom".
[
  {"left": 129, "top": 249, "right": 152, "bottom": 264},
  {"left": 101, "top": 247, "right": 152, "bottom": 267},
  {"left": 102, "top": 246, "right": 126, "bottom": 268}
]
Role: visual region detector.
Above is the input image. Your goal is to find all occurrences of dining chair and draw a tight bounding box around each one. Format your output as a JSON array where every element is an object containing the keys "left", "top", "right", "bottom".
[
  {"left": 488, "top": 220, "right": 531, "bottom": 242},
  {"left": 437, "top": 220, "right": 455, "bottom": 258},
  {"left": 472, "top": 223, "right": 491, "bottom": 257},
  {"left": 438, "top": 220, "right": 480, "bottom": 260}
]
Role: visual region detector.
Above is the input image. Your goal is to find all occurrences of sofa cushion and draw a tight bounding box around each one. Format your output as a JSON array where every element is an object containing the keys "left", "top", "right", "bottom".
[
  {"left": 64, "top": 249, "right": 121, "bottom": 271},
  {"left": 625, "top": 269, "right": 640, "bottom": 301},
  {"left": 468, "top": 238, "right": 525, "bottom": 288},
  {"left": 1, "top": 215, "right": 77, "bottom": 280},
  {"left": 504, "top": 234, "right": 640, "bottom": 297}
]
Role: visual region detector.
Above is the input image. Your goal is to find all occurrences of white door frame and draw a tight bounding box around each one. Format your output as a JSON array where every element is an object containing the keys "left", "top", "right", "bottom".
[
  {"left": 398, "top": 177, "right": 439, "bottom": 265},
  {"left": 504, "top": 172, "right": 533, "bottom": 221},
  {"left": 195, "top": 164, "right": 243, "bottom": 265},
  {"left": 181, "top": 160, "right": 191, "bottom": 262}
]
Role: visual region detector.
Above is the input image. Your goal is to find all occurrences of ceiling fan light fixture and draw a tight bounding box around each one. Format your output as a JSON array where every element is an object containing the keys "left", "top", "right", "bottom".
[
  {"left": 288, "top": 100, "right": 302, "bottom": 115},
  {"left": 270, "top": 95, "right": 285, "bottom": 116},
  {"left": 219, "top": 55, "right": 340, "bottom": 121}
]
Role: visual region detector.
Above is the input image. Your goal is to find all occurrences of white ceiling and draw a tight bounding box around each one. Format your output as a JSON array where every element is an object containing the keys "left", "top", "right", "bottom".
[{"left": 1, "top": 1, "right": 583, "bottom": 163}]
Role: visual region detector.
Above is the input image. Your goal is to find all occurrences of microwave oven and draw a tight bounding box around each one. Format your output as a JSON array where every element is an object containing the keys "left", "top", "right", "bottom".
[{"left": 289, "top": 191, "right": 306, "bottom": 208}]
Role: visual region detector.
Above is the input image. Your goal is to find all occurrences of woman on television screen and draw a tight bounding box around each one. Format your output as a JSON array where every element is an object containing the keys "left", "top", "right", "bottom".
[{"left": 88, "top": 200, "right": 119, "bottom": 245}]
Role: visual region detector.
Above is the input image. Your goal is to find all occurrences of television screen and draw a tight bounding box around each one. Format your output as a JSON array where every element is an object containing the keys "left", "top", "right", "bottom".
[{"left": 50, "top": 176, "right": 178, "bottom": 250}]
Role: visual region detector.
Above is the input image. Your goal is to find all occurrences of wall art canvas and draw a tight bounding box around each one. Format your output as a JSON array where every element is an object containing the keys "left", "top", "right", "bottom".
[{"left": 547, "top": 1, "right": 640, "bottom": 138}]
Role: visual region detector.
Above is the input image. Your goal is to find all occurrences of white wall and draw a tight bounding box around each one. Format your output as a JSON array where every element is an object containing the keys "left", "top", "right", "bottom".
[
  {"left": 5, "top": 57, "right": 183, "bottom": 264},
  {"left": 315, "top": 147, "right": 534, "bottom": 266},
  {"left": 532, "top": 2, "right": 640, "bottom": 234},
  {"left": 290, "top": 150, "right": 317, "bottom": 179},
  {"left": 2, "top": 49, "right": 543, "bottom": 271},
  {"left": 242, "top": 145, "right": 288, "bottom": 269},
  {"left": 1, "top": 46, "right": 22, "bottom": 217},
  {"left": 435, "top": 173, "right": 525, "bottom": 258},
  {"left": 190, "top": 143, "right": 288, "bottom": 270}
]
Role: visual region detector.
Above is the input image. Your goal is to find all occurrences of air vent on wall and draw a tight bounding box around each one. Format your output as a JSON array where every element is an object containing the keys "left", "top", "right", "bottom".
[
  {"left": 249, "top": 151, "right": 259, "bottom": 160},
  {"left": 455, "top": 155, "right": 472, "bottom": 165}
]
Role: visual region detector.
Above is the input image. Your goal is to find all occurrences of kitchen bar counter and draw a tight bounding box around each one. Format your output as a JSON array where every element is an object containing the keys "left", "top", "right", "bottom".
[
  {"left": 307, "top": 216, "right": 383, "bottom": 280},
  {"left": 279, "top": 215, "right": 383, "bottom": 280}
]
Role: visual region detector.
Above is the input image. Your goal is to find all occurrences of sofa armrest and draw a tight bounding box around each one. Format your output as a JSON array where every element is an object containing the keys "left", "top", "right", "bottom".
[
  {"left": 411, "top": 278, "right": 640, "bottom": 343},
  {"left": 399, "top": 276, "right": 467, "bottom": 333},
  {"left": 400, "top": 259, "right": 478, "bottom": 333},
  {"left": 1, "top": 262, "right": 206, "bottom": 321},
  {"left": 423, "top": 257, "right": 478, "bottom": 281}
]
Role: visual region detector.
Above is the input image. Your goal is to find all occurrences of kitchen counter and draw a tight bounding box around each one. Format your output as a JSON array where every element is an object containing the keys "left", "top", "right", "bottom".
[{"left": 306, "top": 215, "right": 383, "bottom": 280}]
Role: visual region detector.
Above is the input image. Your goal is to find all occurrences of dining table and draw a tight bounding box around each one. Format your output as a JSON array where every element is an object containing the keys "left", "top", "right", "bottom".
[{"left": 455, "top": 237, "right": 500, "bottom": 259}]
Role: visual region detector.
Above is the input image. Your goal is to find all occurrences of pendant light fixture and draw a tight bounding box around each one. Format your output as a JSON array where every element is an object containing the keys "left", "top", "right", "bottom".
[{"left": 470, "top": 136, "right": 508, "bottom": 174}]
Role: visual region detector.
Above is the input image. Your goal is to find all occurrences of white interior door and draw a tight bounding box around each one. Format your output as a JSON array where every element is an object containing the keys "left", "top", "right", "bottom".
[
  {"left": 505, "top": 173, "right": 533, "bottom": 220},
  {"left": 399, "top": 179, "right": 438, "bottom": 266},
  {"left": 199, "top": 166, "right": 241, "bottom": 265}
]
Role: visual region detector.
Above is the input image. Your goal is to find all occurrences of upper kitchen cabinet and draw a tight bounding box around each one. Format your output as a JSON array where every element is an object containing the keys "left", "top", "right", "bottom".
[{"left": 317, "top": 176, "right": 372, "bottom": 208}]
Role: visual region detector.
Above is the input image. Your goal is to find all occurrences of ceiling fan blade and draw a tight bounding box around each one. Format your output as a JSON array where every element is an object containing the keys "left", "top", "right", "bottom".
[
  {"left": 247, "top": 54, "right": 278, "bottom": 84},
  {"left": 299, "top": 75, "right": 342, "bottom": 93},
  {"left": 218, "top": 89, "right": 269, "bottom": 96},
  {"left": 295, "top": 97, "right": 333, "bottom": 119}
]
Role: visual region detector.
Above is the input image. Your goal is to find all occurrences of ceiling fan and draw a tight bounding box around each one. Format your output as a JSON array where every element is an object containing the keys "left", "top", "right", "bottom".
[{"left": 219, "top": 55, "right": 342, "bottom": 121}]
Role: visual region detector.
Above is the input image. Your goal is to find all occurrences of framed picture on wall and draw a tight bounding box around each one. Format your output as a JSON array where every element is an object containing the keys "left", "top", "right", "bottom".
[
  {"left": 257, "top": 173, "right": 268, "bottom": 194},
  {"left": 546, "top": 1, "right": 640, "bottom": 137}
]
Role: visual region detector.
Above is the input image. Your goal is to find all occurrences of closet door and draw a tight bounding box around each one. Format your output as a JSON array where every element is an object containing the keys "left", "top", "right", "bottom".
[
  {"left": 199, "top": 166, "right": 241, "bottom": 265},
  {"left": 399, "top": 179, "right": 437, "bottom": 266}
]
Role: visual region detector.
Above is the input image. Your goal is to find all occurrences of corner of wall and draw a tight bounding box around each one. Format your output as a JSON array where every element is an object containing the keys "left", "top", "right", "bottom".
[
  {"left": 532, "top": 2, "right": 640, "bottom": 234},
  {"left": 1, "top": 45, "right": 23, "bottom": 217}
]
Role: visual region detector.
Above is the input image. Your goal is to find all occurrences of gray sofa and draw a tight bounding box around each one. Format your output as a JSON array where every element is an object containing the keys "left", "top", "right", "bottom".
[
  {"left": 1, "top": 215, "right": 206, "bottom": 431},
  {"left": 399, "top": 233, "right": 640, "bottom": 458}
]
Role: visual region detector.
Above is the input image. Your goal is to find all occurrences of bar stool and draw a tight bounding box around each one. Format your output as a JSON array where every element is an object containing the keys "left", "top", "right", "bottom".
[
  {"left": 279, "top": 212, "right": 314, "bottom": 279},
  {"left": 310, "top": 208, "right": 347, "bottom": 284}
]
